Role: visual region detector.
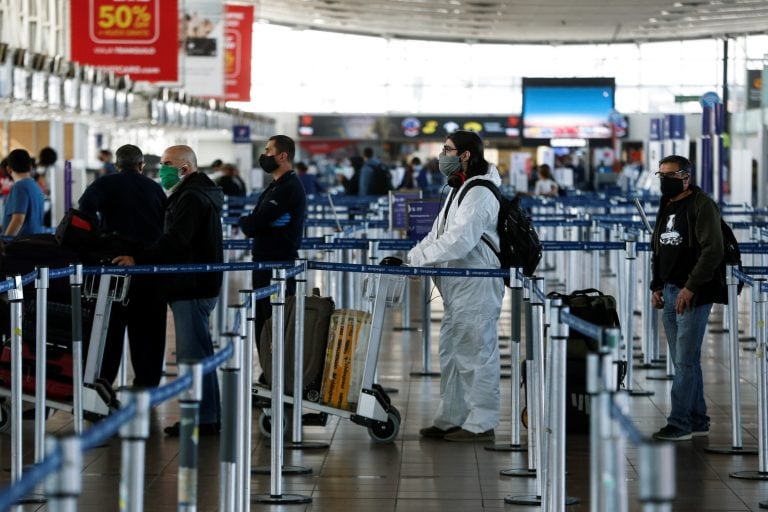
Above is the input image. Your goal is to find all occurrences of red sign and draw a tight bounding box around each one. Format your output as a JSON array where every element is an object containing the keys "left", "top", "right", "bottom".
[
  {"left": 224, "top": 4, "right": 253, "bottom": 101},
  {"left": 70, "top": 0, "right": 178, "bottom": 82}
]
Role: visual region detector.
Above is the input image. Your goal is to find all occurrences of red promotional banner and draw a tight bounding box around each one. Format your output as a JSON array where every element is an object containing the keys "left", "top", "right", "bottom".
[
  {"left": 70, "top": 0, "right": 178, "bottom": 82},
  {"left": 224, "top": 4, "right": 253, "bottom": 101}
]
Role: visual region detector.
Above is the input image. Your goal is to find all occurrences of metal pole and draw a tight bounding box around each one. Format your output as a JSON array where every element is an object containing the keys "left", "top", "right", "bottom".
[
  {"left": 488, "top": 270, "right": 525, "bottom": 452},
  {"left": 8, "top": 275, "right": 24, "bottom": 485},
  {"left": 253, "top": 269, "right": 311, "bottom": 504},
  {"left": 640, "top": 235, "right": 659, "bottom": 368},
  {"left": 626, "top": 237, "right": 653, "bottom": 397},
  {"left": 410, "top": 275, "right": 439, "bottom": 377},
  {"left": 587, "top": 353, "right": 601, "bottom": 512},
  {"left": 240, "top": 292, "right": 253, "bottom": 512},
  {"left": 591, "top": 221, "right": 601, "bottom": 291},
  {"left": 177, "top": 362, "right": 203, "bottom": 511},
  {"left": 46, "top": 435, "right": 82, "bottom": 512},
  {"left": 292, "top": 260, "right": 306, "bottom": 444},
  {"left": 219, "top": 331, "right": 242, "bottom": 512},
  {"left": 70, "top": 264, "right": 84, "bottom": 434},
  {"left": 34, "top": 267, "right": 49, "bottom": 464},
  {"left": 545, "top": 300, "right": 569, "bottom": 511},
  {"left": 613, "top": 392, "right": 630, "bottom": 512},
  {"left": 119, "top": 390, "right": 150, "bottom": 512},
  {"left": 639, "top": 443, "right": 676, "bottom": 512}
]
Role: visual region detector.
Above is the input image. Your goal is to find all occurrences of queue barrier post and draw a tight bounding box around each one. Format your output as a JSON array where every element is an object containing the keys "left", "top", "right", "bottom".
[
  {"left": 253, "top": 268, "right": 312, "bottom": 504},
  {"left": 625, "top": 236, "right": 653, "bottom": 397},
  {"left": 411, "top": 267, "right": 439, "bottom": 377},
  {"left": 177, "top": 362, "right": 203, "bottom": 510},
  {"left": 545, "top": 300, "right": 580, "bottom": 510},
  {"left": 706, "top": 264, "right": 757, "bottom": 454},
  {"left": 487, "top": 270, "right": 526, "bottom": 452},
  {"left": 503, "top": 277, "right": 541, "bottom": 503},
  {"left": 70, "top": 264, "right": 84, "bottom": 434},
  {"left": 119, "top": 390, "right": 150, "bottom": 512},
  {"left": 639, "top": 234, "right": 662, "bottom": 369},
  {"left": 240, "top": 289, "right": 254, "bottom": 512},
  {"left": 46, "top": 435, "right": 81, "bottom": 512},
  {"left": 639, "top": 442, "right": 676, "bottom": 512},
  {"left": 34, "top": 267, "right": 49, "bottom": 465},
  {"left": 219, "top": 331, "right": 242, "bottom": 512},
  {"left": 8, "top": 275, "right": 24, "bottom": 485},
  {"left": 731, "top": 282, "right": 768, "bottom": 480}
]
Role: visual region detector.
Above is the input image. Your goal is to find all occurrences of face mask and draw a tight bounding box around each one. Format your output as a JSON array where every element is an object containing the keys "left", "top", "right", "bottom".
[
  {"left": 438, "top": 155, "right": 462, "bottom": 177},
  {"left": 659, "top": 176, "right": 685, "bottom": 198},
  {"left": 159, "top": 165, "right": 181, "bottom": 190},
  {"left": 259, "top": 154, "right": 279, "bottom": 173}
]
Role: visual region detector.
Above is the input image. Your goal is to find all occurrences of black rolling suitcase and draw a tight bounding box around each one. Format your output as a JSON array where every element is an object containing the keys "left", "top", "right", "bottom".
[
  {"left": 548, "top": 288, "right": 623, "bottom": 434},
  {"left": 259, "top": 291, "right": 335, "bottom": 402}
]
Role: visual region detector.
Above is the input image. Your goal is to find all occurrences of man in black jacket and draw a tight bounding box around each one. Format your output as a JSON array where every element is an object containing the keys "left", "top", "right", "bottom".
[
  {"left": 79, "top": 144, "right": 167, "bottom": 388},
  {"left": 239, "top": 135, "right": 306, "bottom": 344},
  {"left": 114, "top": 145, "right": 224, "bottom": 436},
  {"left": 650, "top": 155, "right": 724, "bottom": 441}
]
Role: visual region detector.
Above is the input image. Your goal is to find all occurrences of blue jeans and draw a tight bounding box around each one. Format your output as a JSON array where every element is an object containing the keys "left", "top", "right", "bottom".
[
  {"left": 661, "top": 284, "right": 712, "bottom": 433},
  {"left": 170, "top": 297, "right": 220, "bottom": 424}
]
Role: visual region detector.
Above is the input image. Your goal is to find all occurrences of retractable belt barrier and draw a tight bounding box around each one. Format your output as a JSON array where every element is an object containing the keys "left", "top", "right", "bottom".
[{"left": 0, "top": 261, "right": 296, "bottom": 512}]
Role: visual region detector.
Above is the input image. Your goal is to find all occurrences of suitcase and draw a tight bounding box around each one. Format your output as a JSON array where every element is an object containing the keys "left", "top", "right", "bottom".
[
  {"left": 259, "top": 292, "right": 335, "bottom": 403},
  {"left": 0, "top": 299, "right": 96, "bottom": 402},
  {"left": 547, "top": 288, "right": 623, "bottom": 434},
  {"left": 319, "top": 309, "right": 371, "bottom": 411}
]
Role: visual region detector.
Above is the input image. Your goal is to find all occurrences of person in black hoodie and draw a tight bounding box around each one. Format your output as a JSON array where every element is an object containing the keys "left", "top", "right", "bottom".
[
  {"left": 239, "top": 135, "right": 306, "bottom": 346},
  {"left": 113, "top": 144, "right": 224, "bottom": 436},
  {"left": 79, "top": 144, "right": 167, "bottom": 389}
]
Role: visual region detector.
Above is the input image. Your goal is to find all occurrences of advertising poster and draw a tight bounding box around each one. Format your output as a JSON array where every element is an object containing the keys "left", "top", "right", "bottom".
[
  {"left": 70, "top": 0, "right": 178, "bottom": 82},
  {"left": 181, "top": 0, "right": 224, "bottom": 97},
  {"left": 224, "top": 4, "right": 253, "bottom": 101}
]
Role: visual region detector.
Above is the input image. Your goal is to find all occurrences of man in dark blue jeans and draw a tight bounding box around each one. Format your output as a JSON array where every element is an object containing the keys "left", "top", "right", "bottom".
[
  {"left": 650, "top": 155, "right": 724, "bottom": 441},
  {"left": 114, "top": 144, "right": 224, "bottom": 436}
]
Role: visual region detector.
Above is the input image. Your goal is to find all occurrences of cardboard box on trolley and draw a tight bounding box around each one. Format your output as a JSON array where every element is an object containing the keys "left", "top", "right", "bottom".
[{"left": 320, "top": 309, "right": 371, "bottom": 411}]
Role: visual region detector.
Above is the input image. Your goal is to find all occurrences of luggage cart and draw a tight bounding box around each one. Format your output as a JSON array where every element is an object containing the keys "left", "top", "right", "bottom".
[
  {"left": 0, "top": 273, "right": 130, "bottom": 431},
  {"left": 253, "top": 262, "right": 405, "bottom": 443}
]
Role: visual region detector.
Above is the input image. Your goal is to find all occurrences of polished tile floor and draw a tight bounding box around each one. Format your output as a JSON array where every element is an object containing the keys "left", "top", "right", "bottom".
[{"left": 2, "top": 273, "right": 768, "bottom": 511}]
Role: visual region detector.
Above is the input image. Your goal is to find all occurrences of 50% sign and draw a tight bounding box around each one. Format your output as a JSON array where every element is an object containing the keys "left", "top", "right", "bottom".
[{"left": 96, "top": 2, "right": 153, "bottom": 38}]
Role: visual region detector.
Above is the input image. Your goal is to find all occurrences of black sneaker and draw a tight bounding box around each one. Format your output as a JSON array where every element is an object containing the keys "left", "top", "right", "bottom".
[
  {"left": 164, "top": 421, "right": 220, "bottom": 437},
  {"left": 692, "top": 425, "right": 710, "bottom": 437},
  {"left": 419, "top": 425, "right": 460, "bottom": 438},
  {"left": 652, "top": 425, "right": 692, "bottom": 441}
]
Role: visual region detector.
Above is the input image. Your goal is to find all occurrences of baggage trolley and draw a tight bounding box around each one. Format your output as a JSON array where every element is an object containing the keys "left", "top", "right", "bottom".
[
  {"left": 0, "top": 273, "right": 130, "bottom": 431},
  {"left": 252, "top": 264, "right": 405, "bottom": 443}
]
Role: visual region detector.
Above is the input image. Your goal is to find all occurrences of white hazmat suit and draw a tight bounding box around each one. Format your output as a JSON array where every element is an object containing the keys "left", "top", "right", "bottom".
[{"left": 408, "top": 166, "right": 505, "bottom": 433}]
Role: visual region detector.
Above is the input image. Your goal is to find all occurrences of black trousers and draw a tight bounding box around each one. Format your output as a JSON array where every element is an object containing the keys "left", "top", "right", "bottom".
[{"left": 99, "top": 276, "right": 168, "bottom": 388}]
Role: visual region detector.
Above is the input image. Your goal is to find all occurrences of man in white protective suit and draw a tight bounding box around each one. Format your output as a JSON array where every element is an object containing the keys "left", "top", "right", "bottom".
[{"left": 407, "top": 130, "right": 504, "bottom": 442}]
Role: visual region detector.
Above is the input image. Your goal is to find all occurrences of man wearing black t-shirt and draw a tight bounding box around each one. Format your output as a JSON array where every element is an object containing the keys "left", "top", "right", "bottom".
[{"left": 650, "top": 155, "right": 724, "bottom": 441}]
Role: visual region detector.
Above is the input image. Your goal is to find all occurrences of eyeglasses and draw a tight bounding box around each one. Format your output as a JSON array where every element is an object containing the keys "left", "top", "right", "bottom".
[
  {"left": 655, "top": 170, "right": 689, "bottom": 179},
  {"left": 441, "top": 145, "right": 458, "bottom": 155}
]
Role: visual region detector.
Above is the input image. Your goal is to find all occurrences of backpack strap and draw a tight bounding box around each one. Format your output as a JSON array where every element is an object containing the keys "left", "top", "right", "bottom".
[{"left": 456, "top": 179, "right": 502, "bottom": 257}]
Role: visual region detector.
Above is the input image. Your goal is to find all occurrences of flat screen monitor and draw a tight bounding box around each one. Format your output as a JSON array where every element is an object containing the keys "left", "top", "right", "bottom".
[{"left": 522, "top": 77, "right": 615, "bottom": 142}]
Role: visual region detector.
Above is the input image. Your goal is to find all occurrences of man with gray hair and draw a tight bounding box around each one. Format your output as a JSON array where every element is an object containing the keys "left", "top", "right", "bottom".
[{"left": 113, "top": 144, "right": 224, "bottom": 436}]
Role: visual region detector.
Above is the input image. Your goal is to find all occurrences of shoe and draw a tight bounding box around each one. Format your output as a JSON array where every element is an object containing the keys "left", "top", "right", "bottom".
[
  {"left": 419, "top": 425, "right": 460, "bottom": 438},
  {"left": 164, "top": 421, "right": 220, "bottom": 437},
  {"left": 692, "top": 425, "right": 710, "bottom": 437},
  {"left": 444, "top": 429, "right": 495, "bottom": 442},
  {"left": 652, "top": 425, "right": 692, "bottom": 441}
]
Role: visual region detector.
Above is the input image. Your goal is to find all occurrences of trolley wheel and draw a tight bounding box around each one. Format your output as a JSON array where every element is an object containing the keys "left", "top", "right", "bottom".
[
  {"left": 367, "top": 411, "right": 400, "bottom": 443},
  {"left": 389, "top": 405, "right": 401, "bottom": 424},
  {"left": 521, "top": 407, "right": 528, "bottom": 429},
  {"left": 0, "top": 402, "right": 9, "bottom": 434},
  {"left": 257, "top": 411, "right": 288, "bottom": 439}
]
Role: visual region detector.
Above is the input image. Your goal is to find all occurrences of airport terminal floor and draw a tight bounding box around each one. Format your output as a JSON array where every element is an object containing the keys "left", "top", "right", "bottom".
[{"left": 1, "top": 265, "right": 767, "bottom": 512}]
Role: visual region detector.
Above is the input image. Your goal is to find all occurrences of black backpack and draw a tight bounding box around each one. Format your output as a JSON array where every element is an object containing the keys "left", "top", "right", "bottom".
[
  {"left": 457, "top": 180, "right": 542, "bottom": 283},
  {"left": 368, "top": 162, "right": 393, "bottom": 196},
  {"left": 720, "top": 219, "right": 743, "bottom": 295}
]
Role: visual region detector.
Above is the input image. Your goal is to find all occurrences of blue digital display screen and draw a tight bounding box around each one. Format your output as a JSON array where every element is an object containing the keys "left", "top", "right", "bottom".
[{"left": 522, "top": 78, "right": 615, "bottom": 140}]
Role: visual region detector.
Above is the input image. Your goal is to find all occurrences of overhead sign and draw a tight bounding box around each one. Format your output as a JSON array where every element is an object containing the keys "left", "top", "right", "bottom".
[
  {"left": 181, "top": 0, "right": 224, "bottom": 96},
  {"left": 224, "top": 4, "right": 253, "bottom": 102},
  {"left": 70, "top": 0, "right": 178, "bottom": 82},
  {"left": 297, "top": 115, "right": 521, "bottom": 140}
]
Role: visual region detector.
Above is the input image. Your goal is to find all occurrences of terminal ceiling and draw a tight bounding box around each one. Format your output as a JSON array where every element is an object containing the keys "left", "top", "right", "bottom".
[{"left": 251, "top": 0, "right": 768, "bottom": 44}]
